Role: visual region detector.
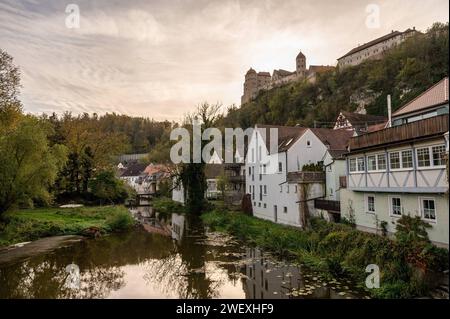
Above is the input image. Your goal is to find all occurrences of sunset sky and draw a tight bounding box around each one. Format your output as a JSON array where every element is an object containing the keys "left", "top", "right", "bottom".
[{"left": 0, "top": 0, "right": 448, "bottom": 121}]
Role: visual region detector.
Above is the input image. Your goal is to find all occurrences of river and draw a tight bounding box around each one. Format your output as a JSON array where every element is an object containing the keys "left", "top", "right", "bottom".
[{"left": 0, "top": 206, "right": 369, "bottom": 299}]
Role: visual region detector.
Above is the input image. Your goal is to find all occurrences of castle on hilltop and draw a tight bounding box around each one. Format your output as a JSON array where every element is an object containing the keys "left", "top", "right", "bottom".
[{"left": 241, "top": 51, "right": 334, "bottom": 105}]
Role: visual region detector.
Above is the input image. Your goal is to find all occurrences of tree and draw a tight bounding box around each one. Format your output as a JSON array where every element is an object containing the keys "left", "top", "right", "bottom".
[
  {"left": 216, "top": 172, "right": 228, "bottom": 200},
  {"left": 179, "top": 102, "right": 222, "bottom": 214},
  {"left": 88, "top": 170, "right": 130, "bottom": 205},
  {"left": 0, "top": 116, "right": 67, "bottom": 216},
  {"left": 51, "top": 113, "right": 129, "bottom": 197},
  {"left": 0, "top": 49, "right": 22, "bottom": 129}
]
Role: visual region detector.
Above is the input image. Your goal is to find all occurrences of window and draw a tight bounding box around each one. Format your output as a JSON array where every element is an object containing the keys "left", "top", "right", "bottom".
[
  {"left": 390, "top": 152, "right": 400, "bottom": 169},
  {"left": 366, "top": 195, "right": 375, "bottom": 213},
  {"left": 349, "top": 158, "right": 357, "bottom": 172},
  {"left": 357, "top": 157, "right": 365, "bottom": 171},
  {"left": 307, "top": 140, "right": 311, "bottom": 147},
  {"left": 401, "top": 150, "right": 413, "bottom": 168},
  {"left": 368, "top": 155, "right": 377, "bottom": 171},
  {"left": 248, "top": 167, "right": 251, "bottom": 176},
  {"left": 432, "top": 145, "right": 446, "bottom": 166},
  {"left": 286, "top": 185, "right": 289, "bottom": 193},
  {"left": 283, "top": 207, "right": 287, "bottom": 213},
  {"left": 263, "top": 203, "right": 267, "bottom": 208},
  {"left": 278, "top": 162, "right": 283, "bottom": 172},
  {"left": 417, "top": 148, "right": 430, "bottom": 167},
  {"left": 390, "top": 197, "right": 402, "bottom": 216},
  {"left": 263, "top": 185, "right": 267, "bottom": 195},
  {"left": 263, "top": 164, "right": 267, "bottom": 174},
  {"left": 280, "top": 185, "right": 282, "bottom": 193},
  {"left": 249, "top": 186, "right": 251, "bottom": 193},
  {"left": 295, "top": 185, "right": 298, "bottom": 193},
  {"left": 421, "top": 198, "right": 436, "bottom": 221},
  {"left": 377, "top": 154, "right": 386, "bottom": 170}
]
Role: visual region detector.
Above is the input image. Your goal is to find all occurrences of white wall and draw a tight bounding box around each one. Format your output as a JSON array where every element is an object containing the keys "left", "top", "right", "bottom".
[
  {"left": 340, "top": 189, "right": 449, "bottom": 248},
  {"left": 245, "top": 127, "right": 327, "bottom": 227}
]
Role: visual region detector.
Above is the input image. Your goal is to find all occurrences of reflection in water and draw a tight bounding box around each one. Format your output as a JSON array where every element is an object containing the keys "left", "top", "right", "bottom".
[{"left": 0, "top": 208, "right": 368, "bottom": 299}]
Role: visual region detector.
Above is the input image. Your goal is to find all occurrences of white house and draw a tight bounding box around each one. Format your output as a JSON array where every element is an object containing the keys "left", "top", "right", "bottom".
[
  {"left": 340, "top": 77, "right": 449, "bottom": 247},
  {"left": 119, "top": 162, "right": 148, "bottom": 193},
  {"left": 172, "top": 164, "right": 224, "bottom": 204},
  {"left": 245, "top": 124, "right": 353, "bottom": 227}
]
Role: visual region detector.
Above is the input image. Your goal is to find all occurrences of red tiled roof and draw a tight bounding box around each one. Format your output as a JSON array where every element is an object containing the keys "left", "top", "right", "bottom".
[
  {"left": 310, "top": 128, "right": 354, "bottom": 151},
  {"left": 340, "top": 111, "right": 387, "bottom": 125},
  {"left": 393, "top": 77, "right": 449, "bottom": 117}
]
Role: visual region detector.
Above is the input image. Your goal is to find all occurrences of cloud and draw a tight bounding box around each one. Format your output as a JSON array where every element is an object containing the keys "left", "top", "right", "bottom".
[{"left": 0, "top": 0, "right": 448, "bottom": 121}]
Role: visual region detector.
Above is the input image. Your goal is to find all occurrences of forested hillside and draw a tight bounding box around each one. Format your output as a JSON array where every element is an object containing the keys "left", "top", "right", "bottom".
[{"left": 219, "top": 22, "right": 449, "bottom": 129}]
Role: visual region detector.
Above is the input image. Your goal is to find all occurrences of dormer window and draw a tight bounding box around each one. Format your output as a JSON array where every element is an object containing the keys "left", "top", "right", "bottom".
[{"left": 307, "top": 140, "right": 311, "bottom": 147}]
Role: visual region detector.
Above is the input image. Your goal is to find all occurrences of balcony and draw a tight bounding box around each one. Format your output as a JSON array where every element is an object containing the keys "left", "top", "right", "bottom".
[
  {"left": 349, "top": 114, "right": 449, "bottom": 151},
  {"left": 287, "top": 171, "right": 325, "bottom": 183},
  {"left": 314, "top": 199, "right": 340, "bottom": 213},
  {"left": 224, "top": 163, "right": 243, "bottom": 171}
]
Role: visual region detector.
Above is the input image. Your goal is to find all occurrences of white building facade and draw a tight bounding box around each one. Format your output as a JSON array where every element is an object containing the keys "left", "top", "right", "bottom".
[
  {"left": 245, "top": 125, "right": 352, "bottom": 227},
  {"left": 340, "top": 78, "right": 449, "bottom": 247}
]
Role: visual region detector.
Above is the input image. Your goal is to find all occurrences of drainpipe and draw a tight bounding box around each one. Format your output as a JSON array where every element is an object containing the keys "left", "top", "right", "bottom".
[{"left": 387, "top": 94, "right": 392, "bottom": 128}]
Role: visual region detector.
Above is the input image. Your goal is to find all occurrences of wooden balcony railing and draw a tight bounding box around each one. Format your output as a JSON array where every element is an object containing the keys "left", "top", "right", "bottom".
[
  {"left": 314, "top": 199, "right": 341, "bottom": 212},
  {"left": 348, "top": 114, "right": 449, "bottom": 151},
  {"left": 287, "top": 171, "right": 325, "bottom": 183}
]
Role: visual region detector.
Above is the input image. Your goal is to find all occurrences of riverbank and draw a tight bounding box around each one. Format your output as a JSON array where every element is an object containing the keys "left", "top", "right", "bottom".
[
  {"left": 201, "top": 210, "right": 449, "bottom": 299},
  {"left": 0, "top": 205, "right": 135, "bottom": 247}
]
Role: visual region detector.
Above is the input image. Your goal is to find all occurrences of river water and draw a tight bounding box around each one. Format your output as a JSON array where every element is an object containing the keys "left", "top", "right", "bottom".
[{"left": 0, "top": 207, "right": 369, "bottom": 299}]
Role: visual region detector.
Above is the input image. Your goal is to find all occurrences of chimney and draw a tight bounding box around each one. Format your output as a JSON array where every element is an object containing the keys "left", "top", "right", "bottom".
[{"left": 387, "top": 94, "right": 392, "bottom": 128}]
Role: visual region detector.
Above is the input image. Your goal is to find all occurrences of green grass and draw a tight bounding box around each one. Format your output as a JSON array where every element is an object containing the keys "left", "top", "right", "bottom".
[
  {"left": 201, "top": 210, "right": 449, "bottom": 299},
  {"left": 0, "top": 205, "right": 135, "bottom": 247}
]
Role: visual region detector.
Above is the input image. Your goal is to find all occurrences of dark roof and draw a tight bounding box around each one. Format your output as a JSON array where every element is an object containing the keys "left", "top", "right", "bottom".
[
  {"left": 120, "top": 162, "right": 148, "bottom": 177},
  {"left": 273, "top": 69, "right": 295, "bottom": 77},
  {"left": 258, "top": 72, "right": 271, "bottom": 76},
  {"left": 393, "top": 77, "right": 449, "bottom": 117},
  {"left": 327, "top": 149, "right": 348, "bottom": 159},
  {"left": 340, "top": 111, "right": 386, "bottom": 126},
  {"left": 297, "top": 51, "right": 305, "bottom": 58},
  {"left": 256, "top": 124, "right": 307, "bottom": 153},
  {"left": 205, "top": 164, "right": 224, "bottom": 179},
  {"left": 310, "top": 128, "right": 354, "bottom": 151},
  {"left": 338, "top": 29, "right": 414, "bottom": 60}
]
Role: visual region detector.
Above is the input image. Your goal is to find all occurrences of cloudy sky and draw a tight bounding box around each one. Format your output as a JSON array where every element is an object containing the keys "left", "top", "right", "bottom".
[{"left": 0, "top": 0, "right": 448, "bottom": 121}]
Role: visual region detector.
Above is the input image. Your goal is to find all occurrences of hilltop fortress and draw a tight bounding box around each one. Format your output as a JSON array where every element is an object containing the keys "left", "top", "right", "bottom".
[{"left": 241, "top": 51, "right": 334, "bottom": 105}]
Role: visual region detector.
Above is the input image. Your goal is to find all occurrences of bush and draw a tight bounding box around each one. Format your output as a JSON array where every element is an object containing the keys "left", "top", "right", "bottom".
[
  {"left": 106, "top": 211, "right": 135, "bottom": 232},
  {"left": 201, "top": 210, "right": 449, "bottom": 299}
]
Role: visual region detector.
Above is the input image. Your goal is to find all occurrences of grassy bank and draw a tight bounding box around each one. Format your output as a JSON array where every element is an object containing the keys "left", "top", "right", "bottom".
[
  {"left": 202, "top": 210, "right": 448, "bottom": 298},
  {"left": 0, "top": 205, "right": 135, "bottom": 247}
]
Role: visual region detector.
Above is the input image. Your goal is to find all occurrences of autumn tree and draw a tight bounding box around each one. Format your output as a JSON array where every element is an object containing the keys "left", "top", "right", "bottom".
[
  {"left": 0, "top": 49, "right": 22, "bottom": 129},
  {"left": 0, "top": 117, "right": 67, "bottom": 216}
]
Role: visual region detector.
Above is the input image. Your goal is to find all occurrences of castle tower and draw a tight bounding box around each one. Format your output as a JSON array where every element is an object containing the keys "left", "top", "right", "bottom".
[
  {"left": 241, "top": 68, "right": 258, "bottom": 105},
  {"left": 296, "top": 51, "right": 306, "bottom": 78}
]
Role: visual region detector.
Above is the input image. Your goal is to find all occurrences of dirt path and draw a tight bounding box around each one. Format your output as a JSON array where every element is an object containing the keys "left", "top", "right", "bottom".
[{"left": 0, "top": 235, "right": 84, "bottom": 266}]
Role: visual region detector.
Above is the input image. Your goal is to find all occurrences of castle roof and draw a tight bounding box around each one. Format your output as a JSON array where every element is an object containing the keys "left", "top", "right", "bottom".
[
  {"left": 338, "top": 28, "right": 416, "bottom": 60},
  {"left": 257, "top": 71, "right": 271, "bottom": 77},
  {"left": 273, "top": 69, "right": 295, "bottom": 77},
  {"left": 296, "top": 51, "right": 305, "bottom": 59},
  {"left": 246, "top": 68, "right": 256, "bottom": 74}
]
